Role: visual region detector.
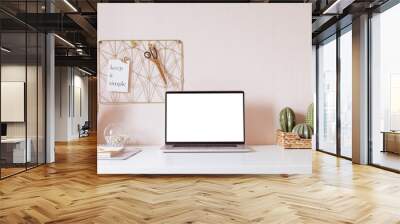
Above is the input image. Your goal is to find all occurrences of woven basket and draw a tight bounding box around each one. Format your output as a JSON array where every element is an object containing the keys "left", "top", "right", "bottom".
[{"left": 276, "top": 130, "right": 311, "bottom": 149}]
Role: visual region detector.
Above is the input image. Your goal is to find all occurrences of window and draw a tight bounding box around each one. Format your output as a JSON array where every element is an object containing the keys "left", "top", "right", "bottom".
[
  {"left": 318, "top": 36, "right": 337, "bottom": 154},
  {"left": 340, "top": 28, "right": 352, "bottom": 158},
  {"left": 317, "top": 26, "right": 353, "bottom": 159},
  {"left": 370, "top": 3, "right": 400, "bottom": 171}
]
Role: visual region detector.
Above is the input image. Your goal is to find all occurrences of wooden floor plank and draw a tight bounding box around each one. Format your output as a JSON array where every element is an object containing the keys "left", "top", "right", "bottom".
[{"left": 0, "top": 135, "right": 400, "bottom": 223}]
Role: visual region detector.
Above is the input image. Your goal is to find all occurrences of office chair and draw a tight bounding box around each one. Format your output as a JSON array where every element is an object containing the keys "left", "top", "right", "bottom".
[{"left": 79, "top": 121, "right": 90, "bottom": 138}]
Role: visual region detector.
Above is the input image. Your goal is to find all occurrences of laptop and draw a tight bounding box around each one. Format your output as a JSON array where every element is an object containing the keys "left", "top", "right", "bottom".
[{"left": 161, "top": 91, "right": 251, "bottom": 153}]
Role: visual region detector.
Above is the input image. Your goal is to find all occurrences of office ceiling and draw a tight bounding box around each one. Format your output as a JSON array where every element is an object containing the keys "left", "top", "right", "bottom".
[{"left": 0, "top": 0, "right": 391, "bottom": 74}]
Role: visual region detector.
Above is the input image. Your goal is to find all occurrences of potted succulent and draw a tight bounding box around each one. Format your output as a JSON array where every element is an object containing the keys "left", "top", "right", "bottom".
[
  {"left": 276, "top": 105, "right": 313, "bottom": 149},
  {"left": 305, "top": 103, "right": 316, "bottom": 150}
]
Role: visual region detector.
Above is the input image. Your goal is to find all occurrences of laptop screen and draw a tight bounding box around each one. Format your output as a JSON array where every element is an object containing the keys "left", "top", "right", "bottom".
[{"left": 165, "top": 91, "right": 245, "bottom": 144}]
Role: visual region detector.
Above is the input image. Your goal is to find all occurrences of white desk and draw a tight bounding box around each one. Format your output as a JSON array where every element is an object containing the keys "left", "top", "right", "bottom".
[
  {"left": 97, "top": 145, "right": 312, "bottom": 175},
  {"left": 1, "top": 138, "right": 31, "bottom": 163}
]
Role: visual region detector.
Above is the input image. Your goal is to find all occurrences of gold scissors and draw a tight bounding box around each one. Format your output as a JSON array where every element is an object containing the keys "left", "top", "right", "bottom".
[{"left": 144, "top": 43, "right": 168, "bottom": 86}]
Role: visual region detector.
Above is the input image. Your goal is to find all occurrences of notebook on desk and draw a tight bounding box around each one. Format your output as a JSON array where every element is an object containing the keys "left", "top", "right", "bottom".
[{"left": 97, "top": 149, "right": 141, "bottom": 160}]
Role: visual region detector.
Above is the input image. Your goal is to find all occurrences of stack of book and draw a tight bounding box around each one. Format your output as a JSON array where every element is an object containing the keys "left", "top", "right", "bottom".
[{"left": 97, "top": 145, "right": 125, "bottom": 159}]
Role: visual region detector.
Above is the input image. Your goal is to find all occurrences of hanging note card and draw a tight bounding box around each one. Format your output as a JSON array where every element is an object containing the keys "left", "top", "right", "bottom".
[{"left": 107, "top": 59, "right": 130, "bottom": 93}]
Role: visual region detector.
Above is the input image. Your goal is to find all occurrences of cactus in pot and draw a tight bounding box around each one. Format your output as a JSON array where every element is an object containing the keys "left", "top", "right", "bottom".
[
  {"left": 279, "top": 107, "right": 296, "bottom": 132},
  {"left": 292, "top": 123, "right": 313, "bottom": 139},
  {"left": 305, "top": 103, "right": 314, "bottom": 130}
]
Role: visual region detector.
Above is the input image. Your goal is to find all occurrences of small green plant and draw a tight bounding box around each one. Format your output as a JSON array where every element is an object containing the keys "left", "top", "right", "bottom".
[
  {"left": 292, "top": 123, "right": 313, "bottom": 139},
  {"left": 279, "top": 107, "right": 296, "bottom": 132}
]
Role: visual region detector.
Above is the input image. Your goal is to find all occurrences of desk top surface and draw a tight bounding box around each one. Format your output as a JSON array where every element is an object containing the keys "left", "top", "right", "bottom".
[
  {"left": 381, "top": 131, "right": 400, "bottom": 134},
  {"left": 97, "top": 145, "right": 312, "bottom": 175},
  {"left": 1, "top": 138, "right": 27, "bottom": 143}
]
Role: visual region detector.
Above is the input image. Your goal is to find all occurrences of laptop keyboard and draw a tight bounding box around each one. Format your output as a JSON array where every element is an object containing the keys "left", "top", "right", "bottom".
[
  {"left": 162, "top": 145, "right": 251, "bottom": 153},
  {"left": 174, "top": 144, "right": 238, "bottom": 148}
]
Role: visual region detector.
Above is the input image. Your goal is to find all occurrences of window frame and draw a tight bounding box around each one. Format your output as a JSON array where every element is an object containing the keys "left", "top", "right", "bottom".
[{"left": 316, "top": 24, "right": 353, "bottom": 160}]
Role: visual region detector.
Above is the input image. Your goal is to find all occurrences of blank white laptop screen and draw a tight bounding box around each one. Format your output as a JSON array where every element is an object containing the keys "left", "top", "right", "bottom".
[{"left": 166, "top": 92, "right": 244, "bottom": 143}]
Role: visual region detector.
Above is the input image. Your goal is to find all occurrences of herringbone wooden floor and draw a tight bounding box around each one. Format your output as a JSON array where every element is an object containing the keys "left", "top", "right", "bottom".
[{"left": 1, "top": 135, "right": 400, "bottom": 224}]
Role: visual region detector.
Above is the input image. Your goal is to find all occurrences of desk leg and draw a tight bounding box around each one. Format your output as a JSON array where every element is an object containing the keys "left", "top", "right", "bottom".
[
  {"left": 382, "top": 133, "right": 386, "bottom": 153},
  {"left": 12, "top": 141, "right": 27, "bottom": 164}
]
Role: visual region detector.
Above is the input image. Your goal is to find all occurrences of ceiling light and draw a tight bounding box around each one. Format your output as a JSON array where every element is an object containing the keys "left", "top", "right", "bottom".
[
  {"left": 1, "top": 47, "right": 11, "bottom": 53},
  {"left": 78, "top": 67, "right": 94, "bottom": 76},
  {"left": 63, "top": 0, "right": 78, "bottom": 12},
  {"left": 323, "top": 0, "right": 341, "bottom": 14},
  {"left": 54, "top": 34, "right": 75, "bottom": 48},
  {"left": 322, "top": 0, "right": 355, "bottom": 14},
  {"left": 76, "top": 48, "right": 86, "bottom": 56}
]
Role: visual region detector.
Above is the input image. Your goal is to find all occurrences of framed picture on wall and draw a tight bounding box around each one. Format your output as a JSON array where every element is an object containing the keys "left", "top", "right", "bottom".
[{"left": 99, "top": 40, "right": 184, "bottom": 103}]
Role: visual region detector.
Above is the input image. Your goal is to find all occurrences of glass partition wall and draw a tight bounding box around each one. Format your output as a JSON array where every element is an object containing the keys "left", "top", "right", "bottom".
[
  {"left": 0, "top": 3, "right": 46, "bottom": 179},
  {"left": 370, "top": 3, "right": 400, "bottom": 171},
  {"left": 316, "top": 26, "right": 352, "bottom": 159},
  {"left": 0, "top": 31, "right": 27, "bottom": 177}
]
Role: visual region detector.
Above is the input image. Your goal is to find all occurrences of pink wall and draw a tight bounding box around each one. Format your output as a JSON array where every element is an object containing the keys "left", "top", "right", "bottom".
[{"left": 97, "top": 3, "right": 312, "bottom": 145}]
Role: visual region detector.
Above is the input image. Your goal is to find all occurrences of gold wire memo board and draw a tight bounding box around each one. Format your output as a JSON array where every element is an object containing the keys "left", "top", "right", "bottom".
[{"left": 99, "top": 40, "right": 184, "bottom": 103}]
